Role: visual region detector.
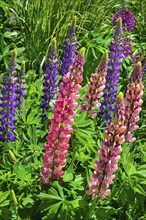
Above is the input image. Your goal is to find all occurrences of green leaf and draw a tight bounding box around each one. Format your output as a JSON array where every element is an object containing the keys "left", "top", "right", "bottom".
[
  {"left": 37, "top": 188, "right": 63, "bottom": 201},
  {"left": 3, "top": 31, "right": 18, "bottom": 38},
  {"left": 0, "top": 0, "right": 9, "bottom": 12},
  {"left": 75, "top": 112, "right": 87, "bottom": 125},
  {"left": 52, "top": 181, "right": 65, "bottom": 199},
  {"left": 48, "top": 202, "right": 62, "bottom": 215},
  {"left": 63, "top": 172, "right": 74, "bottom": 182},
  {"left": 132, "top": 183, "right": 145, "bottom": 195},
  {"left": 0, "top": 191, "right": 10, "bottom": 205},
  {"left": 27, "top": 112, "right": 35, "bottom": 124},
  {"left": 0, "top": 200, "right": 10, "bottom": 207},
  {"left": 17, "top": 47, "right": 25, "bottom": 55},
  {"left": 130, "top": 171, "right": 146, "bottom": 183},
  {"left": 13, "top": 162, "right": 31, "bottom": 180},
  {"left": 22, "top": 194, "right": 34, "bottom": 206},
  {"left": 1, "top": 45, "right": 11, "bottom": 56}
]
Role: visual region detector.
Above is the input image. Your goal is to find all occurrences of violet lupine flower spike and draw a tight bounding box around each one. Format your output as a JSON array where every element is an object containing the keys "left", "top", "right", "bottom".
[
  {"left": 0, "top": 49, "right": 17, "bottom": 142},
  {"left": 99, "top": 18, "right": 124, "bottom": 121},
  {"left": 41, "top": 48, "right": 85, "bottom": 184},
  {"left": 113, "top": 8, "right": 135, "bottom": 58},
  {"left": 124, "top": 62, "right": 144, "bottom": 142},
  {"left": 42, "top": 38, "right": 59, "bottom": 119},
  {"left": 60, "top": 16, "right": 76, "bottom": 77},
  {"left": 16, "top": 61, "right": 26, "bottom": 116},
  {"left": 81, "top": 51, "right": 108, "bottom": 118},
  {"left": 86, "top": 92, "right": 126, "bottom": 200},
  {"left": 113, "top": 8, "right": 135, "bottom": 33}
]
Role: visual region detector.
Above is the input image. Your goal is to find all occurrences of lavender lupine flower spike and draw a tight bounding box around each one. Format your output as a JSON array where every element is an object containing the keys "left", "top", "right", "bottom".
[
  {"left": 60, "top": 16, "right": 76, "bottom": 77},
  {"left": 0, "top": 49, "right": 17, "bottom": 142},
  {"left": 16, "top": 61, "right": 26, "bottom": 115},
  {"left": 99, "top": 18, "right": 124, "bottom": 121},
  {"left": 42, "top": 38, "right": 59, "bottom": 119}
]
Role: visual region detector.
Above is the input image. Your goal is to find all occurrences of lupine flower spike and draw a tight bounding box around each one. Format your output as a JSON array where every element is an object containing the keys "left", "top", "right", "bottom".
[
  {"left": 86, "top": 92, "right": 126, "bottom": 200},
  {"left": 113, "top": 8, "right": 135, "bottom": 58},
  {"left": 81, "top": 51, "right": 108, "bottom": 118},
  {"left": 99, "top": 18, "right": 124, "bottom": 121},
  {"left": 124, "top": 62, "right": 144, "bottom": 142},
  {"left": 113, "top": 8, "right": 135, "bottom": 33},
  {"left": 42, "top": 38, "right": 59, "bottom": 119},
  {"left": 16, "top": 61, "right": 26, "bottom": 116},
  {"left": 131, "top": 52, "right": 146, "bottom": 80},
  {"left": 41, "top": 48, "right": 85, "bottom": 184},
  {"left": 0, "top": 49, "right": 17, "bottom": 142},
  {"left": 60, "top": 16, "right": 76, "bottom": 77}
]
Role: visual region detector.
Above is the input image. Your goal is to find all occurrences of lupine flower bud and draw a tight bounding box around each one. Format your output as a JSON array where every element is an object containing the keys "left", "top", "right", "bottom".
[
  {"left": 40, "top": 49, "right": 85, "bottom": 184},
  {"left": 42, "top": 38, "right": 59, "bottom": 119},
  {"left": 86, "top": 92, "right": 126, "bottom": 200},
  {"left": 9, "top": 150, "right": 17, "bottom": 163},
  {"left": 81, "top": 51, "right": 108, "bottom": 118},
  {"left": 99, "top": 18, "right": 124, "bottom": 121},
  {"left": 16, "top": 61, "right": 26, "bottom": 115},
  {"left": 124, "top": 62, "right": 144, "bottom": 142},
  {"left": 0, "top": 48, "right": 17, "bottom": 142},
  {"left": 60, "top": 16, "right": 76, "bottom": 77},
  {"left": 10, "top": 190, "right": 18, "bottom": 206}
]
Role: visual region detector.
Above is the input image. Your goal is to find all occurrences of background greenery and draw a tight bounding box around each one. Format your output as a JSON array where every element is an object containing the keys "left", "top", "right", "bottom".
[{"left": 0, "top": 0, "right": 146, "bottom": 219}]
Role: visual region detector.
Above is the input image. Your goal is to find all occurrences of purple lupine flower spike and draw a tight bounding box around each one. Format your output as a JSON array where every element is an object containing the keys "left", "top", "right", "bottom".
[
  {"left": 99, "top": 18, "right": 124, "bottom": 121},
  {"left": 113, "top": 8, "right": 135, "bottom": 58},
  {"left": 60, "top": 16, "right": 76, "bottom": 77},
  {"left": 42, "top": 38, "right": 59, "bottom": 119},
  {"left": 113, "top": 8, "right": 135, "bottom": 32},
  {"left": 123, "top": 37, "right": 132, "bottom": 58},
  {"left": 0, "top": 48, "right": 17, "bottom": 142},
  {"left": 16, "top": 61, "right": 26, "bottom": 115}
]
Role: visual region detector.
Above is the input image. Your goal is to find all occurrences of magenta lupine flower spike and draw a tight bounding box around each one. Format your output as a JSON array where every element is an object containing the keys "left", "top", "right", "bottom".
[
  {"left": 124, "top": 62, "right": 144, "bottom": 142},
  {"left": 86, "top": 92, "right": 126, "bottom": 200},
  {"left": 81, "top": 51, "right": 108, "bottom": 118},
  {"left": 40, "top": 48, "right": 85, "bottom": 184}
]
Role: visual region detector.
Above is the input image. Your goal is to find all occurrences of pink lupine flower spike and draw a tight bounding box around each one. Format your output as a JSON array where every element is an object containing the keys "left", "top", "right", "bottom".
[
  {"left": 86, "top": 92, "right": 126, "bottom": 200},
  {"left": 41, "top": 48, "right": 85, "bottom": 184}
]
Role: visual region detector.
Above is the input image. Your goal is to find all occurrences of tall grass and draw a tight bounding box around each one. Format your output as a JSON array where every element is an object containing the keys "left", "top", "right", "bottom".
[
  {"left": 3, "top": 0, "right": 119, "bottom": 69},
  {"left": 3, "top": 0, "right": 146, "bottom": 72}
]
